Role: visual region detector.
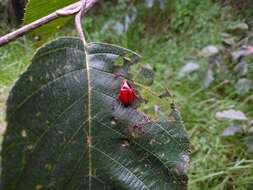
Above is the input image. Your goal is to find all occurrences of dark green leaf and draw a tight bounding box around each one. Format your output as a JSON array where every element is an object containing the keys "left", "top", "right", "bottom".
[{"left": 1, "top": 37, "right": 189, "bottom": 190}]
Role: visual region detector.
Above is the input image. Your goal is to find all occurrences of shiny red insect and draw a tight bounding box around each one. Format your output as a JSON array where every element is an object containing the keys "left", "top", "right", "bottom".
[{"left": 117, "top": 80, "right": 137, "bottom": 106}]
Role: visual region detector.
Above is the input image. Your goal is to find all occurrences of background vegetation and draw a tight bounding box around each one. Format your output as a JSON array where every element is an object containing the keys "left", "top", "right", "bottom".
[{"left": 0, "top": 0, "right": 253, "bottom": 189}]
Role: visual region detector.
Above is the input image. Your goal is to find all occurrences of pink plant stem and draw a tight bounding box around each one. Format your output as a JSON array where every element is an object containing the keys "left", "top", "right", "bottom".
[{"left": 0, "top": 0, "right": 98, "bottom": 46}]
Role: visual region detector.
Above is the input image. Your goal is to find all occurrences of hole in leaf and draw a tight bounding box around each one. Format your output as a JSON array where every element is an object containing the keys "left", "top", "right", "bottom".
[
  {"left": 21, "top": 129, "right": 27, "bottom": 138},
  {"left": 136, "top": 64, "right": 155, "bottom": 86},
  {"left": 114, "top": 56, "right": 124, "bottom": 66},
  {"left": 120, "top": 139, "right": 130, "bottom": 148},
  {"left": 111, "top": 117, "right": 117, "bottom": 125},
  {"left": 36, "top": 185, "right": 43, "bottom": 190}
]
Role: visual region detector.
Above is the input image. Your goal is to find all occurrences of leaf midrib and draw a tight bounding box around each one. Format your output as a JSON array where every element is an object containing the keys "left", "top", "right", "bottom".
[{"left": 84, "top": 50, "right": 93, "bottom": 190}]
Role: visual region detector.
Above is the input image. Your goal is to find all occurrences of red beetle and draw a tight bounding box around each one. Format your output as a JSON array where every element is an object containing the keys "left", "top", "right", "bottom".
[{"left": 117, "top": 80, "right": 137, "bottom": 106}]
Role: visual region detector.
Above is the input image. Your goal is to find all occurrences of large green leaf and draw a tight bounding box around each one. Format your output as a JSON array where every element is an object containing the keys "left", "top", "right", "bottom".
[
  {"left": 24, "top": 0, "right": 77, "bottom": 42},
  {"left": 1, "top": 37, "right": 189, "bottom": 190}
]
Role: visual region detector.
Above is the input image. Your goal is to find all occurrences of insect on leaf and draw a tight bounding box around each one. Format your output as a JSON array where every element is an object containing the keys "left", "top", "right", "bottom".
[{"left": 1, "top": 37, "right": 189, "bottom": 190}]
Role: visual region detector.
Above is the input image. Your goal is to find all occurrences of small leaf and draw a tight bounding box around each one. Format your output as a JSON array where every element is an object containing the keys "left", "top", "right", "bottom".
[
  {"left": 235, "top": 78, "right": 253, "bottom": 96},
  {"left": 178, "top": 62, "right": 199, "bottom": 77},
  {"left": 231, "top": 50, "right": 251, "bottom": 62},
  {"left": 222, "top": 125, "right": 243, "bottom": 137},
  {"left": 199, "top": 45, "right": 219, "bottom": 58},
  {"left": 222, "top": 37, "right": 235, "bottom": 47},
  {"left": 227, "top": 22, "right": 249, "bottom": 34},
  {"left": 233, "top": 61, "right": 248, "bottom": 77},
  {"left": 216, "top": 109, "right": 248, "bottom": 121},
  {"left": 24, "top": 0, "right": 82, "bottom": 43}
]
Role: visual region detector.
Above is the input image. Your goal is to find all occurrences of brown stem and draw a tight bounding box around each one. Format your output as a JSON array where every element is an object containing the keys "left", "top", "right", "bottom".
[{"left": 0, "top": 0, "right": 98, "bottom": 46}]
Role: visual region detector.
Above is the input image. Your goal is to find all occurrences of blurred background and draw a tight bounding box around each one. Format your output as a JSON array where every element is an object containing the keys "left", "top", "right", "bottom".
[{"left": 0, "top": 0, "right": 253, "bottom": 189}]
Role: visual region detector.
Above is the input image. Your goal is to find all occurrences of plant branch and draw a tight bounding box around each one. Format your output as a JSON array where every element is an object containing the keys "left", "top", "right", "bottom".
[
  {"left": 75, "top": 0, "right": 88, "bottom": 48},
  {"left": 0, "top": 0, "right": 98, "bottom": 46}
]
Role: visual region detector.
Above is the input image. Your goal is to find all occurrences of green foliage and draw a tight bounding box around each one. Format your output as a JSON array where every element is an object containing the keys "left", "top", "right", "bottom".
[
  {"left": 2, "top": 37, "right": 189, "bottom": 189},
  {"left": 0, "top": 40, "right": 33, "bottom": 89},
  {"left": 24, "top": 0, "right": 76, "bottom": 43},
  {"left": 170, "top": 0, "right": 220, "bottom": 33},
  {"left": 223, "top": 0, "right": 253, "bottom": 18}
]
